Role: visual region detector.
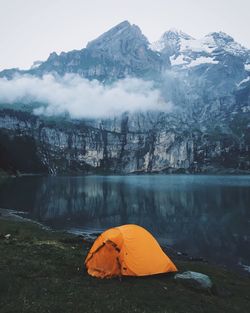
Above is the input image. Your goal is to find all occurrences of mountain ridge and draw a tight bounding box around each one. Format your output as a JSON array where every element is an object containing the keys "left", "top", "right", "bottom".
[{"left": 1, "top": 21, "right": 249, "bottom": 78}]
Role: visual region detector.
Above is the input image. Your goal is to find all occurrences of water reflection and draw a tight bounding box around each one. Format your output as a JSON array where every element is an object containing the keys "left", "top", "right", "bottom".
[{"left": 0, "top": 175, "right": 249, "bottom": 267}]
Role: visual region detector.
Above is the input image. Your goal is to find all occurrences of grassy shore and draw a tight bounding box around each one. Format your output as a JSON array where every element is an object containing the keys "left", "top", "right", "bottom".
[
  {"left": 0, "top": 215, "right": 250, "bottom": 313},
  {"left": 0, "top": 169, "right": 9, "bottom": 181}
]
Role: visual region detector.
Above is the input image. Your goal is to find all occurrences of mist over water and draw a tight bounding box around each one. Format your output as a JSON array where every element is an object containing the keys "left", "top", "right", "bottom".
[{"left": 0, "top": 175, "right": 249, "bottom": 269}]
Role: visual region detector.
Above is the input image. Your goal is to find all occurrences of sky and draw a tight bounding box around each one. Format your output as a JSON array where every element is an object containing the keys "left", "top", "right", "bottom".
[{"left": 0, "top": 0, "right": 250, "bottom": 70}]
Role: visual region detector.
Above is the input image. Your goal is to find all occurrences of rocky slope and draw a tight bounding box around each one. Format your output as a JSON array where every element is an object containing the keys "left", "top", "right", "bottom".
[{"left": 0, "top": 21, "right": 249, "bottom": 174}]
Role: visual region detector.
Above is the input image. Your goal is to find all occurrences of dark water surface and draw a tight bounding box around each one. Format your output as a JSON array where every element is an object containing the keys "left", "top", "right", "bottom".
[{"left": 0, "top": 175, "right": 250, "bottom": 269}]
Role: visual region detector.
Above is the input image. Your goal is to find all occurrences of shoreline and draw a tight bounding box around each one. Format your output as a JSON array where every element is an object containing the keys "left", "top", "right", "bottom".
[
  {"left": 1, "top": 207, "right": 249, "bottom": 277},
  {"left": 1, "top": 168, "right": 250, "bottom": 179}
]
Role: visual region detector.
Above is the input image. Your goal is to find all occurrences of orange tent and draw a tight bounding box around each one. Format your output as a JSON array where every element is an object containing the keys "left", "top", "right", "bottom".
[{"left": 85, "top": 224, "right": 177, "bottom": 278}]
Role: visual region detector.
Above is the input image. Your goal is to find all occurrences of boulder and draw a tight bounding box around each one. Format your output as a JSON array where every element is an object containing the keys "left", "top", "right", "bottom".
[{"left": 174, "top": 271, "right": 213, "bottom": 291}]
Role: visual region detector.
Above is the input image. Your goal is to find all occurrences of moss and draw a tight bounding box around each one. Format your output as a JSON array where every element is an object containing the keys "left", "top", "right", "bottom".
[{"left": 0, "top": 218, "right": 249, "bottom": 313}]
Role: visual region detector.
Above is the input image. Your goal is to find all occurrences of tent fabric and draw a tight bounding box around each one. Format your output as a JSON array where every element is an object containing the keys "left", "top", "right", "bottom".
[{"left": 85, "top": 224, "right": 177, "bottom": 278}]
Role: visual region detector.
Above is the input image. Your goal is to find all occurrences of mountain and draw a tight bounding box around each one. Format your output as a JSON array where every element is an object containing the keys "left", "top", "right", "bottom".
[
  {"left": 151, "top": 29, "right": 250, "bottom": 97},
  {"left": 0, "top": 21, "right": 163, "bottom": 81},
  {"left": 0, "top": 21, "right": 249, "bottom": 174},
  {"left": 151, "top": 28, "right": 249, "bottom": 67},
  {"left": 150, "top": 28, "right": 195, "bottom": 56},
  {"left": 1, "top": 22, "right": 249, "bottom": 87}
]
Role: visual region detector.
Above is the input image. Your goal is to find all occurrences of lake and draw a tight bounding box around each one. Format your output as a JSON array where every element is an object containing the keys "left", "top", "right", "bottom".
[{"left": 0, "top": 175, "right": 249, "bottom": 270}]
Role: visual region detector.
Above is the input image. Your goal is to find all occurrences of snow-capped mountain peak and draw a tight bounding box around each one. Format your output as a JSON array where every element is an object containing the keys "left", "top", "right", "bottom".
[
  {"left": 206, "top": 31, "right": 234, "bottom": 43},
  {"left": 204, "top": 32, "right": 249, "bottom": 58},
  {"left": 150, "top": 29, "right": 193, "bottom": 54},
  {"left": 150, "top": 28, "right": 250, "bottom": 69},
  {"left": 163, "top": 28, "right": 194, "bottom": 40}
]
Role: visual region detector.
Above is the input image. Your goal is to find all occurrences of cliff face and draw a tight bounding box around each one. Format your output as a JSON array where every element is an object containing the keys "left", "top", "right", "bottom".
[
  {"left": 0, "top": 88, "right": 249, "bottom": 174},
  {"left": 0, "top": 110, "right": 190, "bottom": 174}
]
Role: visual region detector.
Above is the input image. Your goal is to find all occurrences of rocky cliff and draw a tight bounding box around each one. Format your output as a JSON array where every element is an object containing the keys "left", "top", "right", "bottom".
[{"left": 0, "top": 89, "right": 249, "bottom": 174}]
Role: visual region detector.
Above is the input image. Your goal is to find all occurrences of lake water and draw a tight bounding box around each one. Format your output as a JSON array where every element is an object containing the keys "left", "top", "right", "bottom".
[{"left": 0, "top": 175, "right": 250, "bottom": 270}]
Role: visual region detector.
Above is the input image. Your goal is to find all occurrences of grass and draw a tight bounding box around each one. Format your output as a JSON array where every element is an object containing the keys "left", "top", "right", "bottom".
[
  {"left": 0, "top": 169, "right": 9, "bottom": 180},
  {"left": 0, "top": 218, "right": 250, "bottom": 313}
]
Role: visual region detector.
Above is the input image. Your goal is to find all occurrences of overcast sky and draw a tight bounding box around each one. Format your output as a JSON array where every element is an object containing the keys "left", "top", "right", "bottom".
[{"left": 0, "top": 0, "right": 249, "bottom": 70}]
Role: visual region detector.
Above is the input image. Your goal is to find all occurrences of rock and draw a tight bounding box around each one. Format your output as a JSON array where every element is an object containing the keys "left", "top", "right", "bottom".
[
  {"left": 174, "top": 271, "right": 213, "bottom": 291},
  {"left": 1, "top": 108, "right": 249, "bottom": 175},
  {"left": 4, "top": 234, "right": 11, "bottom": 240}
]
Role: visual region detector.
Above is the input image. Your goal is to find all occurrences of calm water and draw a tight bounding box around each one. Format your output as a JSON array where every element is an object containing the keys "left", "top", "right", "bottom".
[{"left": 0, "top": 175, "right": 250, "bottom": 269}]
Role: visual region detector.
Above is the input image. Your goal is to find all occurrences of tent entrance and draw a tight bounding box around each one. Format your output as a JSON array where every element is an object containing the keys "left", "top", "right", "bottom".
[{"left": 85, "top": 240, "right": 122, "bottom": 278}]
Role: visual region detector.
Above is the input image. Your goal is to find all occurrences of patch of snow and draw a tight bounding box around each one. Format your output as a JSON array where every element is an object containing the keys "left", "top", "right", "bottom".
[
  {"left": 239, "top": 263, "right": 250, "bottom": 273},
  {"left": 186, "top": 56, "right": 219, "bottom": 67},
  {"left": 179, "top": 36, "right": 216, "bottom": 54},
  {"left": 224, "top": 41, "right": 248, "bottom": 57},
  {"left": 150, "top": 29, "right": 193, "bottom": 52},
  {"left": 150, "top": 41, "right": 165, "bottom": 52},
  {"left": 167, "top": 28, "right": 194, "bottom": 40},
  {"left": 205, "top": 32, "right": 248, "bottom": 57},
  {"left": 170, "top": 55, "right": 218, "bottom": 68},
  {"left": 237, "top": 76, "right": 250, "bottom": 86},
  {"left": 245, "top": 64, "right": 250, "bottom": 71},
  {"left": 170, "top": 55, "right": 188, "bottom": 66}
]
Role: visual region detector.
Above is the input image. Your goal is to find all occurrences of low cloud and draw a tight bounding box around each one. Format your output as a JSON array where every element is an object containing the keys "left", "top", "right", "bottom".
[{"left": 0, "top": 74, "right": 172, "bottom": 118}]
